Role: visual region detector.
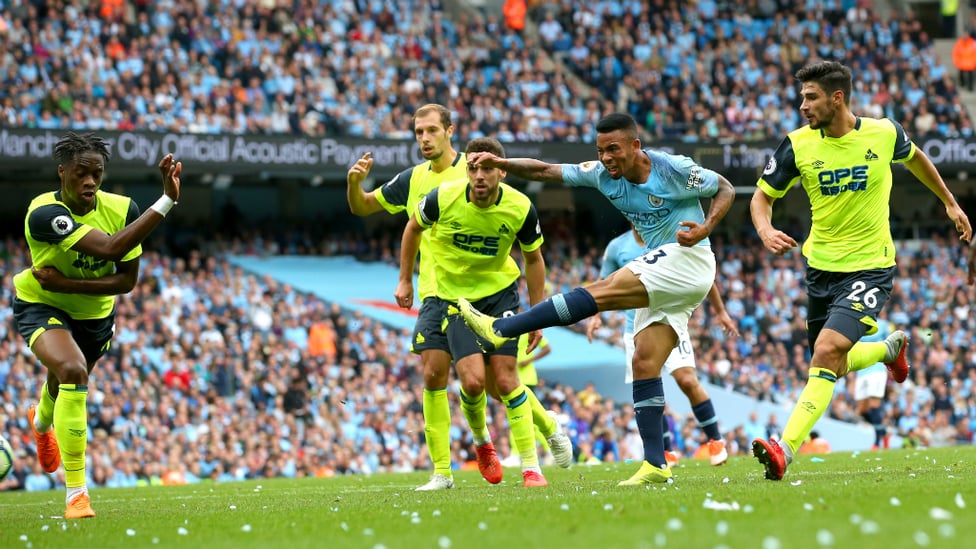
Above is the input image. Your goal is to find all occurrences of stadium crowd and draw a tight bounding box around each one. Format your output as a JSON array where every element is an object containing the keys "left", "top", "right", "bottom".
[
  {"left": 0, "top": 0, "right": 972, "bottom": 142},
  {"left": 1, "top": 220, "right": 973, "bottom": 491}
]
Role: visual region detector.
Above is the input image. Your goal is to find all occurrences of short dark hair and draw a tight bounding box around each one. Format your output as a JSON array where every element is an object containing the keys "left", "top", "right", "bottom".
[
  {"left": 465, "top": 137, "right": 505, "bottom": 158},
  {"left": 795, "top": 61, "right": 853, "bottom": 106},
  {"left": 54, "top": 132, "right": 111, "bottom": 166},
  {"left": 596, "top": 113, "right": 639, "bottom": 140},
  {"left": 413, "top": 103, "right": 453, "bottom": 129}
]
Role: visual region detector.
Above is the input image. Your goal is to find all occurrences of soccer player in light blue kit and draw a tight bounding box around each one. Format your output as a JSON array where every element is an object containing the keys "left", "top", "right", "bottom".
[
  {"left": 853, "top": 319, "right": 893, "bottom": 449},
  {"left": 587, "top": 225, "right": 739, "bottom": 467},
  {"left": 459, "top": 113, "right": 735, "bottom": 485}
]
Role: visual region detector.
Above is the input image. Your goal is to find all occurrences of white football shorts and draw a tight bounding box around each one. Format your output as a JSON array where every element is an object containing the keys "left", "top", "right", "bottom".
[
  {"left": 624, "top": 331, "right": 697, "bottom": 384},
  {"left": 854, "top": 366, "right": 887, "bottom": 400}
]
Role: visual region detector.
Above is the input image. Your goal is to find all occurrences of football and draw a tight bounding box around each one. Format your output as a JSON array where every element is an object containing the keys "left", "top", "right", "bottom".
[{"left": 0, "top": 434, "right": 13, "bottom": 481}]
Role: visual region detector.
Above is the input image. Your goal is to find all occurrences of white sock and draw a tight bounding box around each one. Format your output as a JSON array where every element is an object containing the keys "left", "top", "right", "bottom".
[
  {"left": 779, "top": 440, "right": 794, "bottom": 466},
  {"left": 474, "top": 436, "right": 491, "bottom": 447},
  {"left": 66, "top": 486, "right": 88, "bottom": 505},
  {"left": 521, "top": 465, "right": 542, "bottom": 474}
]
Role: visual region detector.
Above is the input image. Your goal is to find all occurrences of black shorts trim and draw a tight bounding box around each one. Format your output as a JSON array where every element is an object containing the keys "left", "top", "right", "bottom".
[{"left": 13, "top": 298, "right": 115, "bottom": 364}]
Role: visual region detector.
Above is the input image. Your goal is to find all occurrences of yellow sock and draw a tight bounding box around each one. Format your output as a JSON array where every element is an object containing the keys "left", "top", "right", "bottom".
[
  {"left": 423, "top": 388, "right": 452, "bottom": 477},
  {"left": 37, "top": 381, "right": 56, "bottom": 429},
  {"left": 846, "top": 342, "right": 886, "bottom": 373},
  {"left": 53, "top": 384, "right": 88, "bottom": 489},
  {"left": 502, "top": 388, "right": 538, "bottom": 468},
  {"left": 460, "top": 389, "right": 490, "bottom": 445},
  {"left": 534, "top": 425, "right": 549, "bottom": 452},
  {"left": 782, "top": 368, "right": 837, "bottom": 454},
  {"left": 524, "top": 384, "right": 556, "bottom": 440}
]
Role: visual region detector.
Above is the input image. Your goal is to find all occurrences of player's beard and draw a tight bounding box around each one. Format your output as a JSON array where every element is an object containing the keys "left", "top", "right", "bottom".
[
  {"left": 809, "top": 105, "right": 835, "bottom": 130},
  {"left": 422, "top": 146, "right": 443, "bottom": 161}
]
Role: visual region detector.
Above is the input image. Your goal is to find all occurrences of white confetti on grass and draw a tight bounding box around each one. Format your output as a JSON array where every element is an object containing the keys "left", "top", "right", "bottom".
[
  {"left": 666, "top": 518, "right": 682, "bottom": 531},
  {"left": 816, "top": 529, "right": 834, "bottom": 546},
  {"left": 177, "top": 527, "right": 188, "bottom": 536},
  {"left": 603, "top": 504, "right": 613, "bottom": 511},
  {"left": 790, "top": 480, "right": 802, "bottom": 486},
  {"left": 860, "top": 521, "right": 880, "bottom": 534},
  {"left": 715, "top": 521, "right": 729, "bottom": 536},
  {"left": 126, "top": 529, "right": 136, "bottom": 536},
  {"left": 438, "top": 536, "right": 451, "bottom": 548},
  {"left": 955, "top": 493, "right": 966, "bottom": 509},
  {"left": 560, "top": 504, "right": 570, "bottom": 511},
  {"left": 803, "top": 503, "right": 814, "bottom": 511},
  {"left": 938, "top": 524, "right": 955, "bottom": 538},
  {"left": 762, "top": 536, "right": 781, "bottom": 549},
  {"left": 890, "top": 497, "right": 901, "bottom": 506},
  {"left": 478, "top": 522, "right": 488, "bottom": 531},
  {"left": 849, "top": 514, "right": 862, "bottom": 525},
  {"left": 914, "top": 531, "right": 930, "bottom": 546},
  {"left": 241, "top": 525, "right": 251, "bottom": 533},
  {"left": 229, "top": 505, "right": 237, "bottom": 510},
  {"left": 929, "top": 508, "right": 953, "bottom": 520}
]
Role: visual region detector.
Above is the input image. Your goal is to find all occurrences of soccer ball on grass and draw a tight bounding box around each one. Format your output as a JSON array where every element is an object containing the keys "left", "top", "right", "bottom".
[{"left": 0, "top": 434, "right": 14, "bottom": 481}]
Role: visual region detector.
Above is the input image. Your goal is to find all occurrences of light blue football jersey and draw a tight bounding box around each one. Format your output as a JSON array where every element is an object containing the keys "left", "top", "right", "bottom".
[
  {"left": 561, "top": 149, "right": 720, "bottom": 249},
  {"left": 600, "top": 229, "right": 647, "bottom": 333}
]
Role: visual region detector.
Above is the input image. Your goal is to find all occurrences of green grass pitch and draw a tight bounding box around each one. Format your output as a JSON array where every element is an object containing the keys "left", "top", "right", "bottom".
[{"left": 1, "top": 447, "right": 973, "bottom": 548}]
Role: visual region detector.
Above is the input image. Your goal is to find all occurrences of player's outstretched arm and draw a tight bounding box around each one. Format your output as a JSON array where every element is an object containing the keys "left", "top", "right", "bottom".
[
  {"left": 467, "top": 152, "right": 564, "bottom": 183},
  {"left": 71, "top": 154, "right": 181, "bottom": 262},
  {"left": 751, "top": 187, "right": 797, "bottom": 255},
  {"left": 903, "top": 150, "right": 973, "bottom": 243},
  {"left": 395, "top": 216, "right": 425, "bottom": 309},
  {"left": 521, "top": 246, "right": 547, "bottom": 353},
  {"left": 32, "top": 258, "right": 139, "bottom": 295},
  {"left": 346, "top": 152, "right": 385, "bottom": 216},
  {"left": 706, "top": 281, "right": 739, "bottom": 337}
]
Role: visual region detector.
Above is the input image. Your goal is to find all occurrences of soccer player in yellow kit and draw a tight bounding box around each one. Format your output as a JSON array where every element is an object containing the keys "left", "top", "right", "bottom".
[
  {"left": 395, "top": 137, "right": 550, "bottom": 486},
  {"left": 751, "top": 61, "right": 972, "bottom": 480},
  {"left": 347, "top": 105, "right": 571, "bottom": 490},
  {"left": 14, "top": 132, "right": 182, "bottom": 517}
]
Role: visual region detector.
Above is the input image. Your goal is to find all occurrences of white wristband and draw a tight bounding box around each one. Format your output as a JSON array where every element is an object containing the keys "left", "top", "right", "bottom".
[{"left": 150, "top": 195, "right": 177, "bottom": 216}]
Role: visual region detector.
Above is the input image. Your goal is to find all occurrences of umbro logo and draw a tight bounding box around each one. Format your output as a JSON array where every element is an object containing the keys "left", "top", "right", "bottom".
[
  {"left": 47, "top": 317, "right": 62, "bottom": 326},
  {"left": 68, "top": 428, "right": 86, "bottom": 438},
  {"left": 499, "top": 223, "right": 510, "bottom": 235},
  {"left": 812, "top": 160, "right": 825, "bottom": 169},
  {"left": 865, "top": 149, "right": 879, "bottom": 161},
  {"left": 449, "top": 221, "right": 462, "bottom": 230}
]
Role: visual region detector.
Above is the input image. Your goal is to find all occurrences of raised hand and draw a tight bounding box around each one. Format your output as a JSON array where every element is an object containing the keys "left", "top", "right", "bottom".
[
  {"left": 158, "top": 154, "right": 182, "bottom": 201},
  {"left": 347, "top": 152, "right": 374, "bottom": 186}
]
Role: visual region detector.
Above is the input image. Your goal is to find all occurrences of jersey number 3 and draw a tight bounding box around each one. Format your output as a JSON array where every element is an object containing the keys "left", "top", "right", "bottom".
[{"left": 641, "top": 250, "right": 667, "bottom": 265}]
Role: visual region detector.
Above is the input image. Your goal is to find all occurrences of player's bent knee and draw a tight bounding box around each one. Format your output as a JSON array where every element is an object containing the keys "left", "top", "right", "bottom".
[{"left": 54, "top": 360, "right": 89, "bottom": 385}]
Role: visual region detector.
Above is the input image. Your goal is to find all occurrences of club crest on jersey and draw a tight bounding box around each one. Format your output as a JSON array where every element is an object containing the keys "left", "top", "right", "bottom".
[
  {"left": 51, "top": 215, "right": 73, "bottom": 235},
  {"left": 763, "top": 157, "right": 777, "bottom": 175},
  {"left": 648, "top": 195, "right": 664, "bottom": 207},
  {"left": 579, "top": 161, "right": 599, "bottom": 172},
  {"left": 499, "top": 223, "right": 510, "bottom": 234}
]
